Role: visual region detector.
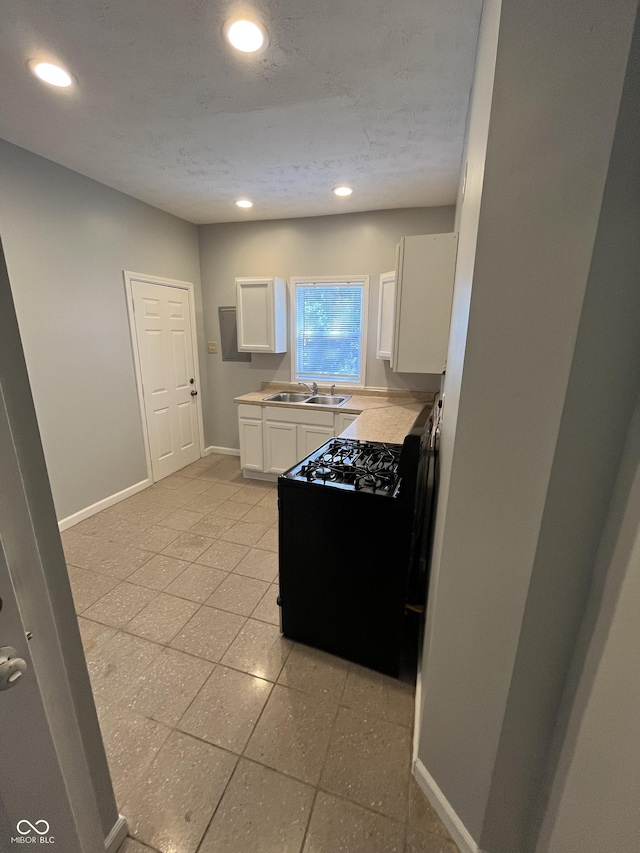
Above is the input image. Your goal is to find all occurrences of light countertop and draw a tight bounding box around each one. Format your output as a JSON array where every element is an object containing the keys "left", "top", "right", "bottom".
[{"left": 234, "top": 385, "right": 434, "bottom": 445}]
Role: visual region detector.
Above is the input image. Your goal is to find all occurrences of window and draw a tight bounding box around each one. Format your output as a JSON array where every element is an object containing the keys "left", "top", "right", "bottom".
[{"left": 290, "top": 277, "right": 369, "bottom": 386}]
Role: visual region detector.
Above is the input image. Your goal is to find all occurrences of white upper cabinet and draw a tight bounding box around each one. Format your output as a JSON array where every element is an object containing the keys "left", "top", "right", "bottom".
[
  {"left": 392, "top": 233, "right": 458, "bottom": 374},
  {"left": 236, "top": 276, "right": 287, "bottom": 353},
  {"left": 376, "top": 270, "right": 396, "bottom": 362}
]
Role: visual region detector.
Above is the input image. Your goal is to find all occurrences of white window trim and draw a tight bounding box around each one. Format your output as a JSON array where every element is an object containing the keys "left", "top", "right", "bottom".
[{"left": 289, "top": 276, "right": 370, "bottom": 388}]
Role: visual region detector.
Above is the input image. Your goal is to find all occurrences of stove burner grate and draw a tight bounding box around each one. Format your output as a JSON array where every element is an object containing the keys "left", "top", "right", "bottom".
[{"left": 298, "top": 439, "right": 401, "bottom": 494}]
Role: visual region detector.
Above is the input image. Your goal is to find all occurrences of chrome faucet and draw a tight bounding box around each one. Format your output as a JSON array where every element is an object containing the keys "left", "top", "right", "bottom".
[
  {"left": 299, "top": 382, "right": 318, "bottom": 396},
  {"left": 330, "top": 384, "right": 336, "bottom": 396}
]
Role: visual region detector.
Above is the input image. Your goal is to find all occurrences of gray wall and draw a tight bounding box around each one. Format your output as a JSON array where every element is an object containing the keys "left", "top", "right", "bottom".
[
  {"left": 537, "top": 395, "right": 640, "bottom": 853},
  {"left": 417, "top": 0, "right": 638, "bottom": 848},
  {"left": 0, "top": 139, "right": 202, "bottom": 521},
  {"left": 198, "top": 206, "right": 455, "bottom": 450}
]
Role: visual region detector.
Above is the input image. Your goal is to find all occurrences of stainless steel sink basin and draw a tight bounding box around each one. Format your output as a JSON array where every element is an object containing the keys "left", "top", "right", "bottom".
[
  {"left": 263, "top": 392, "right": 312, "bottom": 403},
  {"left": 306, "top": 395, "right": 351, "bottom": 406}
]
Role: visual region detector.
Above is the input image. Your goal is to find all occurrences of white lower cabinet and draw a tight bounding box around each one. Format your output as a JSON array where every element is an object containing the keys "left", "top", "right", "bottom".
[
  {"left": 297, "top": 423, "right": 334, "bottom": 459},
  {"left": 239, "top": 418, "right": 264, "bottom": 471},
  {"left": 264, "top": 420, "right": 299, "bottom": 474},
  {"left": 238, "top": 404, "right": 355, "bottom": 476}
]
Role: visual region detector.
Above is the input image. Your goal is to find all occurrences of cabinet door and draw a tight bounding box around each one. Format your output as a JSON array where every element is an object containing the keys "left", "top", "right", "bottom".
[
  {"left": 393, "top": 233, "right": 458, "bottom": 374},
  {"left": 376, "top": 271, "right": 396, "bottom": 361},
  {"left": 297, "top": 423, "right": 334, "bottom": 460},
  {"left": 264, "top": 420, "right": 299, "bottom": 474},
  {"left": 239, "top": 418, "right": 264, "bottom": 471},
  {"left": 236, "top": 278, "right": 275, "bottom": 351},
  {"left": 335, "top": 413, "right": 358, "bottom": 435}
]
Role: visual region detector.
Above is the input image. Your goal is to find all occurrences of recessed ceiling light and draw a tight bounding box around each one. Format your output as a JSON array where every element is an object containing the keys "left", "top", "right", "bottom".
[
  {"left": 29, "top": 60, "right": 74, "bottom": 88},
  {"left": 225, "top": 19, "right": 268, "bottom": 53},
  {"left": 235, "top": 199, "right": 254, "bottom": 209},
  {"left": 333, "top": 185, "right": 354, "bottom": 197}
]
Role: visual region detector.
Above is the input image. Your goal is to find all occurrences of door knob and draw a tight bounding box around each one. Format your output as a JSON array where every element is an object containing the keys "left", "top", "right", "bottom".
[
  {"left": 0, "top": 646, "right": 27, "bottom": 691},
  {"left": 191, "top": 390, "right": 198, "bottom": 397}
]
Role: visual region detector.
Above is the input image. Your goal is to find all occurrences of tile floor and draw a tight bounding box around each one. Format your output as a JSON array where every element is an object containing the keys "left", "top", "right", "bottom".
[{"left": 63, "top": 452, "right": 458, "bottom": 853}]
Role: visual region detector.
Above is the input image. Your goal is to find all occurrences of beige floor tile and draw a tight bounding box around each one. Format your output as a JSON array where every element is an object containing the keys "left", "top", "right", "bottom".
[
  {"left": 206, "top": 574, "right": 269, "bottom": 616},
  {"left": 67, "top": 565, "right": 119, "bottom": 612},
  {"left": 320, "top": 707, "right": 411, "bottom": 821},
  {"left": 341, "top": 664, "right": 415, "bottom": 728},
  {"left": 405, "top": 828, "right": 459, "bottom": 853},
  {"left": 407, "top": 777, "right": 452, "bottom": 840},
  {"left": 221, "top": 521, "right": 270, "bottom": 547},
  {"left": 179, "top": 665, "right": 272, "bottom": 753},
  {"left": 126, "top": 593, "right": 200, "bottom": 644},
  {"left": 94, "top": 696, "right": 170, "bottom": 805},
  {"left": 165, "top": 563, "right": 228, "bottom": 603},
  {"left": 198, "top": 759, "right": 314, "bottom": 853},
  {"left": 106, "top": 502, "right": 174, "bottom": 527},
  {"left": 134, "top": 525, "right": 182, "bottom": 553},
  {"left": 251, "top": 584, "right": 280, "bottom": 626},
  {"left": 203, "top": 483, "right": 242, "bottom": 502},
  {"left": 170, "top": 606, "right": 246, "bottom": 662},
  {"left": 162, "top": 532, "right": 214, "bottom": 561},
  {"left": 258, "top": 490, "right": 279, "bottom": 508},
  {"left": 184, "top": 493, "right": 226, "bottom": 514},
  {"left": 255, "top": 528, "right": 279, "bottom": 553},
  {"left": 83, "top": 582, "right": 158, "bottom": 629},
  {"left": 122, "top": 730, "right": 237, "bottom": 853},
  {"left": 188, "top": 515, "right": 235, "bottom": 539},
  {"left": 65, "top": 534, "right": 152, "bottom": 579},
  {"left": 245, "top": 684, "right": 337, "bottom": 784},
  {"left": 221, "top": 619, "right": 292, "bottom": 681},
  {"left": 160, "top": 508, "right": 204, "bottom": 531},
  {"left": 116, "top": 838, "right": 156, "bottom": 853},
  {"left": 127, "top": 554, "right": 191, "bottom": 591},
  {"left": 73, "top": 512, "right": 141, "bottom": 543},
  {"left": 214, "top": 500, "right": 251, "bottom": 521},
  {"left": 175, "top": 461, "right": 206, "bottom": 478},
  {"left": 233, "top": 548, "right": 278, "bottom": 582},
  {"left": 278, "top": 644, "right": 349, "bottom": 702},
  {"left": 175, "top": 478, "right": 212, "bottom": 497},
  {"left": 155, "top": 474, "right": 191, "bottom": 491},
  {"left": 76, "top": 617, "right": 117, "bottom": 655},
  {"left": 197, "top": 540, "right": 250, "bottom": 571},
  {"left": 302, "top": 791, "right": 405, "bottom": 853},
  {"left": 124, "top": 647, "right": 213, "bottom": 727},
  {"left": 86, "top": 630, "right": 164, "bottom": 698},
  {"left": 242, "top": 504, "right": 278, "bottom": 526},
  {"left": 228, "top": 486, "right": 265, "bottom": 506}
]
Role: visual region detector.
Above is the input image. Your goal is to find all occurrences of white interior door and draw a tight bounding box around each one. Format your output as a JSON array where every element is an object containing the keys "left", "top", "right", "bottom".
[{"left": 131, "top": 279, "right": 201, "bottom": 481}]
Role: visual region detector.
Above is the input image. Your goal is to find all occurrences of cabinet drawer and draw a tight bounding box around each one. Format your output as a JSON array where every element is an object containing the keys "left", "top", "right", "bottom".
[
  {"left": 238, "top": 404, "right": 263, "bottom": 420},
  {"left": 263, "top": 406, "right": 334, "bottom": 427}
]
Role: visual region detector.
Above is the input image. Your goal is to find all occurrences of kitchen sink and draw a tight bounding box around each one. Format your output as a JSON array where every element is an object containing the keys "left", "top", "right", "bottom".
[
  {"left": 263, "top": 392, "right": 312, "bottom": 403},
  {"left": 306, "top": 395, "right": 351, "bottom": 406}
]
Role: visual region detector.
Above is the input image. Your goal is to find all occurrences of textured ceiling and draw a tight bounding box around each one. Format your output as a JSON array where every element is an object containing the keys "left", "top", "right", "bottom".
[{"left": 0, "top": 0, "right": 482, "bottom": 224}]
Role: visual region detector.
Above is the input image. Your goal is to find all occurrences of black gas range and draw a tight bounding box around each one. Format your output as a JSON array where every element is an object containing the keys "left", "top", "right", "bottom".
[{"left": 278, "top": 409, "right": 435, "bottom": 676}]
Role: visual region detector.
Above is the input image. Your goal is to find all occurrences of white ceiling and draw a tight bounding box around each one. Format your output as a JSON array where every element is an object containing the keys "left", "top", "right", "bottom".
[{"left": 0, "top": 0, "right": 482, "bottom": 224}]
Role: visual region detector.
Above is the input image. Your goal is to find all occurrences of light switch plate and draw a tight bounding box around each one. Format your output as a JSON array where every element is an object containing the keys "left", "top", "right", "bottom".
[{"left": 207, "top": 342, "right": 218, "bottom": 354}]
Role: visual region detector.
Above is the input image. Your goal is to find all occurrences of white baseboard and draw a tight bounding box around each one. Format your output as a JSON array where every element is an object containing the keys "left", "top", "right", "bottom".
[
  {"left": 57, "top": 478, "right": 151, "bottom": 532},
  {"left": 104, "top": 815, "right": 128, "bottom": 853},
  {"left": 413, "top": 759, "right": 482, "bottom": 853},
  {"left": 204, "top": 445, "right": 240, "bottom": 457}
]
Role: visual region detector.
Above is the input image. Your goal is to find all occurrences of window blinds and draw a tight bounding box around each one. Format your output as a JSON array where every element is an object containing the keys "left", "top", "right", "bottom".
[{"left": 295, "top": 282, "right": 364, "bottom": 383}]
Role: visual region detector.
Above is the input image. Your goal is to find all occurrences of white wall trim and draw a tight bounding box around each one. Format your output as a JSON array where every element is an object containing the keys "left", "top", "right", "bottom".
[
  {"left": 204, "top": 445, "right": 240, "bottom": 457},
  {"left": 104, "top": 815, "right": 128, "bottom": 853},
  {"left": 57, "top": 478, "right": 150, "bottom": 531},
  {"left": 413, "top": 759, "right": 483, "bottom": 853},
  {"left": 123, "top": 271, "right": 206, "bottom": 483}
]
